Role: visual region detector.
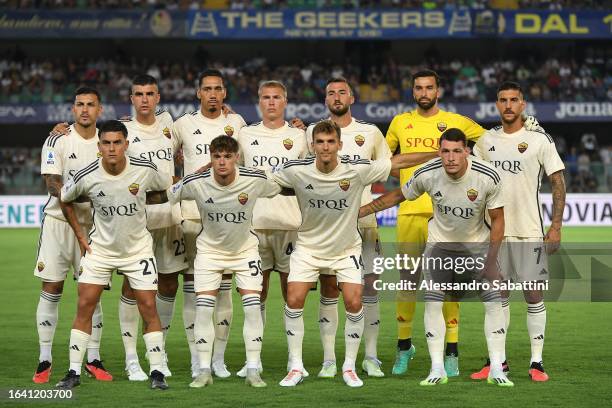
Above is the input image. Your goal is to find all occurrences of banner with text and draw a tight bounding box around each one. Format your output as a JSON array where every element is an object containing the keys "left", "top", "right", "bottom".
[{"left": 0, "top": 10, "right": 610, "bottom": 39}]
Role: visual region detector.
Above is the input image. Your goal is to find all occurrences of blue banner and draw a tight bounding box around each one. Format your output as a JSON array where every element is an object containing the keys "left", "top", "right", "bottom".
[
  {"left": 0, "top": 10, "right": 185, "bottom": 38},
  {"left": 0, "top": 10, "right": 609, "bottom": 39},
  {"left": 1, "top": 102, "right": 610, "bottom": 125}
]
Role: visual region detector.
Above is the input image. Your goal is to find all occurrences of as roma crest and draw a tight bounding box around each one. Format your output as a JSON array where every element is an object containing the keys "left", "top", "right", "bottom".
[
  {"left": 97, "top": 152, "right": 102, "bottom": 158},
  {"left": 224, "top": 125, "right": 234, "bottom": 137},
  {"left": 129, "top": 183, "right": 140, "bottom": 196},
  {"left": 355, "top": 135, "right": 365, "bottom": 147},
  {"left": 238, "top": 192, "right": 248, "bottom": 205},
  {"left": 467, "top": 188, "right": 478, "bottom": 202},
  {"left": 518, "top": 142, "right": 528, "bottom": 153},
  {"left": 437, "top": 122, "right": 447, "bottom": 132},
  {"left": 283, "top": 138, "right": 294, "bottom": 150},
  {"left": 339, "top": 179, "right": 350, "bottom": 191},
  {"left": 37, "top": 261, "right": 45, "bottom": 272},
  {"left": 163, "top": 127, "right": 171, "bottom": 139}
]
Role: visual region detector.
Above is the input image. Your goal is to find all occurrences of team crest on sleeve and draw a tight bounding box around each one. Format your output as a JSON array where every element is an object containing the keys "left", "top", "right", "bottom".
[
  {"left": 163, "top": 127, "right": 171, "bottom": 139},
  {"left": 283, "top": 138, "right": 294, "bottom": 150},
  {"left": 238, "top": 192, "right": 248, "bottom": 205},
  {"left": 128, "top": 183, "right": 140, "bottom": 195},
  {"left": 518, "top": 142, "right": 528, "bottom": 153},
  {"left": 467, "top": 188, "right": 478, "bottom": 202},
  {"left": 354, "top": 135, "right": 365, "bottom": 147},
  {"left": 339, "top": 179, "right": 350, "bottom": 191},
  {"left": 437, "top": 122, "right": 447, "bottom": 132},
  {"left": 224, "top": 125, "right": 234, "bottom": 137},
  {"left": 37, "top": 261, "right": 45, "bottom": 272}
]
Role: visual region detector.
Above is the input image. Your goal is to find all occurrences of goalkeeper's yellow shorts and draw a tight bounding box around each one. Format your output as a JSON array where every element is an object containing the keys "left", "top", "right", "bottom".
[{"left": 396, "top": 214, "right": 430, "bottom": 257}]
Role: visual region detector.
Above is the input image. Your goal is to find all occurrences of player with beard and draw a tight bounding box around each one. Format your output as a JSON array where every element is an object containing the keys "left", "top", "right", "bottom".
[
  {"left": 173, "top": 69, "right": 247, "bottom": 378},
  {"left": 386, "top": 70, "right": 483, "bottom": 377}
]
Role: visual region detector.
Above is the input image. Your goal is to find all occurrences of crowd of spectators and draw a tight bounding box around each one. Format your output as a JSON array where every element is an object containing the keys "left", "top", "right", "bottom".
[
  {"left": 1, "top": 0, "right": 610, "bottom": 10},
  {"left": 1, "top": 52, "right": 610, "bottom": 104}
]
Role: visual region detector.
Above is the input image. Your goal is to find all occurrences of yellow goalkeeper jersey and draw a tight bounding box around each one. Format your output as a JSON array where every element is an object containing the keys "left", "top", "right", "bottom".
[{"left": 386, "top": 109, "right": 485, "bottom": 215}]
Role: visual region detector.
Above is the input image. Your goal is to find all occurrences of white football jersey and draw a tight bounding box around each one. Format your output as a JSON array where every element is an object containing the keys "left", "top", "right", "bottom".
[
  {"left": 173, "top": 110, "right": 246, "bottom": 219},
  {"left": 473, "top": 127, "right": 565, "bottom": 237},
  {"left": 40, "top": 125, "right": 99, "bottom": 225},
  {"left": 61, "top": 156, "right": 172, "bottom": 260},
  {"left": 238, "top": 121, "right": 307, "bottom": 230},
  {"left": 402, "top": 157, "right": 504, "bottom": 243},
  {"left": 168, "top": 167, "right": 281, "bottom": 259},
  {"left": 306, "top": 118, "right": 391, "bottom": 228},
  {"left": 123, "top": 111, "right": 181, "bottom": 229},
  {"left": 272, "top": 157, "right": 391, "bottom": 258}
]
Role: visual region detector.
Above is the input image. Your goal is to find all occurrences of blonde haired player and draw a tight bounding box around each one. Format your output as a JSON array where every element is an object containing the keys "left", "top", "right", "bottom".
[{"left": 235, "top": 80, "right": 308, "bottom": 377}]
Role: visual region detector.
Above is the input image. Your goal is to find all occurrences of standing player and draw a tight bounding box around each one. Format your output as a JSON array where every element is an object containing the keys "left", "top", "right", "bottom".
[
  {"left": 56, "top": 120, "right": 173, "bottom": 390},
  {"left": 169, "top": 136, "right": 283, "bottom": 388},
  {"left": 173, "top": 69, "right": 247, "bottom": 378},
  {"left": 305, "top": 78, "right": 404, "bottom": 378},
  {"left": 33, "top": 87, "right": 111, "bottom": 384},
  {"left": 274, "top": 120, "right": 434, "bottom": 388},
  {"left": 235, "top": 81, "right": 307, "bottom": 377},
  {"left": 471, "top": 81, "right": 565, "bottom": 382},
  {"left": 117, "top": 74, "right": 187, "bottom": 380},
  {"left": 360, "top": 129, "right": 512, "bottom": 387},
  {"left": 386, "top": 69, "right": 485, "bottom": 376}
]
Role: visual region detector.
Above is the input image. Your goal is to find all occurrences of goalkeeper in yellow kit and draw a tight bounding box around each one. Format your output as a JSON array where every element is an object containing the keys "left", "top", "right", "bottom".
[{"left": 386, "top": 70, "right": 484, "bottom": 377}]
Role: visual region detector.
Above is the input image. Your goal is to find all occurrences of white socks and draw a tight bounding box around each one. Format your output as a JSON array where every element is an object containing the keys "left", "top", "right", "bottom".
[
  {"left": 68, "top": 329, "right": 89, "bottom": 375},
  {"left": 284, "top": 305, "right": 304, "bottom": 371},
  {"left": 183, "top": 281, "right": 197, "bottom": 367},
  {"left": 37, "top": 291, "right": 61, "bottom": 362},
  {"left": 481, "top": 291, "right": 506, "bottom": 377},
  {"left": 424, "top": 293, "right": 446, "bottom": 374},
  {"left": 527, "top": 301, "right": 546, "bottom": 363},
  {"left": 119, "top": 295, "right": 139, "bottom": 363},
  {"left": 156, "top": 293, "right": 176, "bottom": 341},
  {"left": 242, "top": 294, "right": 263, "bottom": 368},
  {"left": 213, "top": 279, "right": 233, "bottom": 364},
  {"left": 194, "top": 295, "right": 216, "bottom": 370},
  {"left": 143, "top": 331, "right": 164, "bottom": 374},
  {"left": 343, "top": 308, "right": 364, "bottom": 372},
  {"left": 363, "top": 295, "right": 380, "bottom": 360},
  {"left": 88, "top": 302, "right": 103, "bottom": 362},
  {"left": 319, "top": 296, "right": 338, "bottom": 363}
]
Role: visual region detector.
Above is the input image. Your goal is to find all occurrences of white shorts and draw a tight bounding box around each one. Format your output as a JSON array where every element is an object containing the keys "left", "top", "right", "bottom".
[
  {"left": 499, "top": 237, "right": 549, "bottom": 283},
  {"left": 151, "top": 224, "right": 188, "bottom": 274},
  {"left": 34, "top": 216, "right": 89, "bottom": 282},
  {"left": 289, "top": 247, "right": 363, "bottom": 285},
  {"left": 194, "top": 249, "right": 263, "bottom": 292},
  {"left": 182, "top": 219, "right": 202, "bottom": 275},
  {"left": 255, "top": 229, "right": 296, "bottom": 274},
  {"left": 79, "top": 253, "right": 158, "bottom": 291},
  {"left": 320, "top": 226, "right": 380, "bottom": 278}
]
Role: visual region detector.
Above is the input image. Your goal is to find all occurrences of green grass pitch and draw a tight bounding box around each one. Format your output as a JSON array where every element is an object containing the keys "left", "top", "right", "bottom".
[{"left": 0, "top": 227, "right": 610, "bottom": 407}]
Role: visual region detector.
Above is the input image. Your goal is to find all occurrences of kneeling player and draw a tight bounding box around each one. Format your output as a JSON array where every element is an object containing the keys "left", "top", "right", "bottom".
[
  {"left": 169, "top": 136, "right": 283, "bottom": 388},
  {"left": 56, "top": 120, "right": 172, "bottom": 390},
  {"left": 360, "top": 128, "right": 512, "bottom": 387}
]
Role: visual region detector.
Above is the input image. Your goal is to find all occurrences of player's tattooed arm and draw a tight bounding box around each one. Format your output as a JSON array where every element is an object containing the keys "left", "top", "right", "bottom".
[
  {"left": 59, "top": 197, "right": 91, "bottom": 256},
  {"left": 146, "top": 191, "right": 168, "bottom": 205},
  {"left": 545, "top": 170, "right": 566, "bottom": 254},
  {"left": 390, "top": 151, "right": 438, "bottom": 171},
  {"left": 359, "top": 188, "right": 404, "bottom": 218},
  {"left": 44, "top": 174, "right": 63, "bottom": 197}
]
